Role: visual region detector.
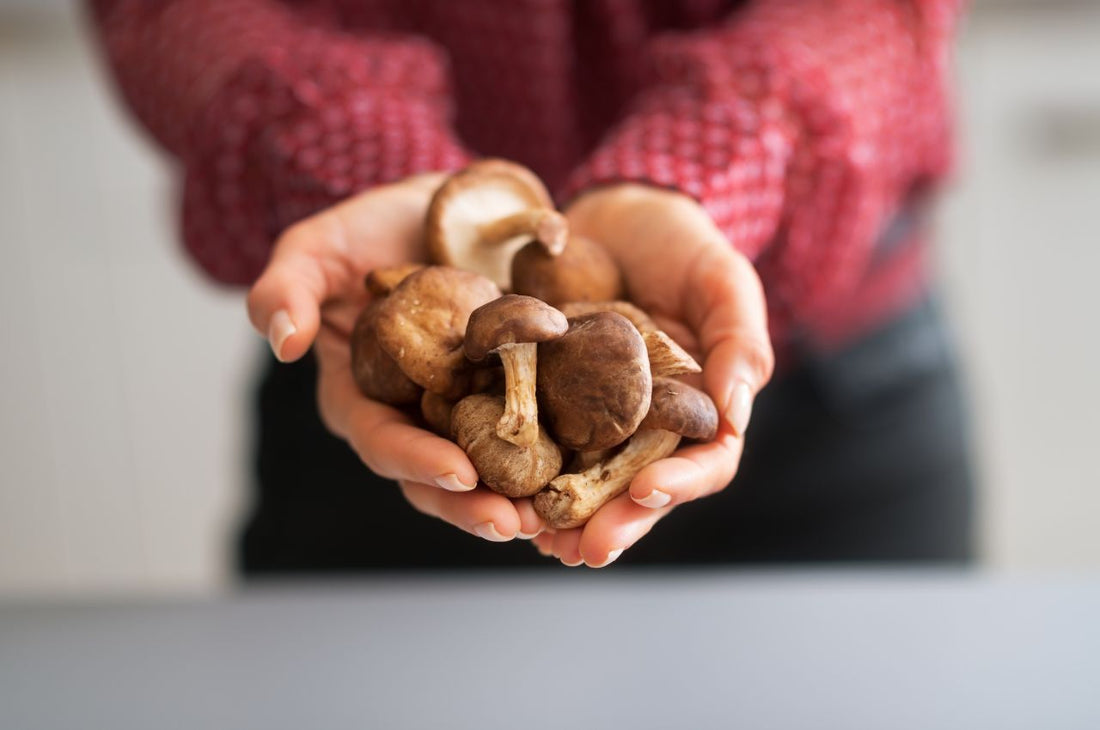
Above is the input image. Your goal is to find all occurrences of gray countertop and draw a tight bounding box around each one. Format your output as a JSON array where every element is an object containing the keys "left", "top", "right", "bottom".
[{"left": 2, "top": 570, "right": 1098, "bottom": 730}]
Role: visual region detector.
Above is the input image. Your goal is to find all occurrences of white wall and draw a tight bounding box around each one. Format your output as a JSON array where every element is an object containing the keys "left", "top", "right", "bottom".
[
  {"left": 0, "top": 6, "right": 255, "bottom": 596},
  {"left": 0, "top": 2, "right": 1097, "bottom": 597},
  {"left": 935, "top": 3, "right": 1100, "bottom": 568}
]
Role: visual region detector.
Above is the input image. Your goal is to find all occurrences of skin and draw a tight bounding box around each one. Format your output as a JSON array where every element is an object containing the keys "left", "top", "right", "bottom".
[{"left": 247, "top": 175, "right": 774, "bottom": 564}]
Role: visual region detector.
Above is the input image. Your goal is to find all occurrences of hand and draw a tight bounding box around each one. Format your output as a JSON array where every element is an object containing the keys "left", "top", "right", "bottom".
[
  {"left": 531, "top": 184, "right": 774, "bottom": 567},
  {"left": 246, "top": 173, "right": 546, "bottom": 544}
]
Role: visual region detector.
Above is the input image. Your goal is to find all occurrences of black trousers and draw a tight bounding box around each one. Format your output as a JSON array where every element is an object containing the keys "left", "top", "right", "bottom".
[{"left": 239, "top": 297, "right": 976, "bottom": 573}]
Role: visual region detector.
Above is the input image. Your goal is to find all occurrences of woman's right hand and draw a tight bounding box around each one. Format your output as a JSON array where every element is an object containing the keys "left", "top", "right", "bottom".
[{"left": 246, "top": 174, "right": 547, "bottom": 544}]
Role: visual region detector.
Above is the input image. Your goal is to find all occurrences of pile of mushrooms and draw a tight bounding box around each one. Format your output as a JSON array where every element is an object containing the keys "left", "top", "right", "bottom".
[{"left": 350, "top": 160, "right": 718, "bottom": 529}]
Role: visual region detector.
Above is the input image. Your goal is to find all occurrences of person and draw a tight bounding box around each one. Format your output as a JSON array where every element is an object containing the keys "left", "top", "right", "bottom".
[{"left": 88, "top": 0, "right": 975, "bottom": 571}]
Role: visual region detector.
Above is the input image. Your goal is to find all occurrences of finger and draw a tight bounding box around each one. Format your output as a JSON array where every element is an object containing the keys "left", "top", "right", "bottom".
[
  {"left": 400, "top": 481, "right": 524, "bottom": 541},
  {"left": 551, "top": 529, "right": 584, "bottom": 567},
  {"left": 531, "top": 532, "right": 556, "bottom": 557},
  {"left": 317, "top": 344, "right": 479, "bottom": 491},
  {"left": 513, "top": 498, "right": 548, "bottom": 540},
  {"left": 629, "top": 432, "right": 743, "bottom": 509},
  {"left": 684, "top": 245, "right": 775, "bottom": 437},
  {"left": 578, "top": 493, "right": 673, "bottom": 568},
  {"left": 247, "top": 212, "right": 358, "bottom": 363}
]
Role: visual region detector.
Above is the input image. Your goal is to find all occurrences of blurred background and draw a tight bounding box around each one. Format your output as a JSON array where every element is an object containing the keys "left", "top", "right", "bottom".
[{"left": 1, "top": 0, "right": 1097, "bottom": 598}]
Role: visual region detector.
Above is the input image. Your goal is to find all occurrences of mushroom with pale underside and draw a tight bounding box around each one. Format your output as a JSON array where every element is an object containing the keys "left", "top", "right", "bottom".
[
  {"left": 374, "top": 266, "right": 501, "bottom": 400},
  {"left": 511, "top": 234, "right": 623, "bottom": 306},
  {"left": 451, "top": 394, "right": 564, "bottom": 498},
  {"left": 536, "top": 311, "right": 652, "bottom": 452},
  {"left": 426, "top": 159, "right": 568, "bottom": 291},
  {"left": 465, "top": 294, "right": 568, "bottom": 448},
  {"left": 534, "top": 377, "right": 718, "bottom": 529}
]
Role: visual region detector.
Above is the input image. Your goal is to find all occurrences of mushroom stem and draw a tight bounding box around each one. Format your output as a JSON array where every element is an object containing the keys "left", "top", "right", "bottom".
[
  {"left": 534, "top": 429, "right": 682, "bottom": 529},
  {"left": 477, "top": 209, "right": 568, "bottom": 255},
  {"left": 496, "top": 342, "right": 540, "bottom": 447}
]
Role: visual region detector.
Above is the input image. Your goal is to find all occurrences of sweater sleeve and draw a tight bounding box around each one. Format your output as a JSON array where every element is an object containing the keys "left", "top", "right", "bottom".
[
  {"left": 88, "top": 0, "right": 471, "bottom": 285},
  {"left": 566, "top": 0, "right": 961, "bottom": 335}
]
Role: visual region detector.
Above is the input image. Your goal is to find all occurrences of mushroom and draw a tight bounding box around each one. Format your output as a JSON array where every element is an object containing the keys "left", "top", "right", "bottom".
[
  {"left": 350, "top": 299, "right": 423, "bottom": 405},
  {"left": 643, "top": 330, "right": 702, "bottom": 378},
  {"left": 420, "top": 390, "right": 455, "bottom": 436},
  {"left": 557, "top": 300, "right": 657, "bottom": 333},
  {"left": 374, "top": 266, "right": 501, "bottom": 399},
  {"left": 364, "top": 263, "right": 425, "bottom": 299},
  {"left": 465, "top": 294, "right": 569, "bottom": 448},
  {"left": 534, "top": 378, "right": 718, "bottom": 529},
  {"left": 426, "top": 160, "right": 567, "bottom": 291},
  {"left": 537, "top": 311, "right": 652, "bottom": 452},
  {"left": 451, "top": 394, "right": 564, "bottom": 498},
  {"left": 511, "top": 234, "right": 624, "bottom": 306}
]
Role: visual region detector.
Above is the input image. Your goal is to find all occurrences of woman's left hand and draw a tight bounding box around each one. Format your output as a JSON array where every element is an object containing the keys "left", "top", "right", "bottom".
[{"left": 532, "top": 184, "right": 775, "bottom": 567}]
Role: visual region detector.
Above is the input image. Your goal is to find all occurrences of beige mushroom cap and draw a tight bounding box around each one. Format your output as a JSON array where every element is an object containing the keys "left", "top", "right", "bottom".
[
  {"left": 374, "top": 266, "right": 501, "bottom": 400},
  {"left": 425, "top": 159, "right": 565, "bottom": 291},
  {"left": 451, "top": 394, "right": 563, "bottom": 498},
  {"left": 537, "top": 311, "right": 652, "bottom": 452}
]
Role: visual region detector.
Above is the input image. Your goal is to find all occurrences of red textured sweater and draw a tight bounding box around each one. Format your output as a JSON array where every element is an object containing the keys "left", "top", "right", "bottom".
[{"left": 89, "top": 0, "right": 961, "bottom": 352}]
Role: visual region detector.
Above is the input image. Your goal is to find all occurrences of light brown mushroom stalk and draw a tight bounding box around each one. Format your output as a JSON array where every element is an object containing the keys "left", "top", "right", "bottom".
[
  {"left": 496, "top": 342, "right": 540, "bottom": 447},
  {"left": 644, "top": 331, "right": 702, "bottom": 377},
  {"left": 478, "top": 209, "right": 568, "bottom": 256},
  {"left": 535, "top": 429, "right": 681, "bottom": 529}
]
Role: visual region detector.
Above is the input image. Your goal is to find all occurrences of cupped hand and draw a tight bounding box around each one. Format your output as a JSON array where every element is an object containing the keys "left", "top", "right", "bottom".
[
  {"left": 245, "top": 173, "right": 544, "bottom": 544},
  {"left": 531, "top": 184, "right": 775, "bottom": 567}
]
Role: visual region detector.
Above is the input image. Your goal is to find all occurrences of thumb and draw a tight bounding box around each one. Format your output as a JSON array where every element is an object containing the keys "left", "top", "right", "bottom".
[
  {"left": 246, "top": 212, "right": 351, "bottom": 363},
  {"left": 686, "top": 244, "right": 775, "bottom": 438}
]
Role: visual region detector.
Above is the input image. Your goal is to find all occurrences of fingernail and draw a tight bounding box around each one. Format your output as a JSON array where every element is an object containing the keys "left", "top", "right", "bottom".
[
  {"left": 633, "top": 489, "right": 671, "bottom": 509},
  {"left": 517, "top": 526, "right": 545, "bottom": 540},
  {"left": 268, "top": 310, "right": 296, "bottom": 362},
  {"left": 560, "top": 556, "right": 584, "bottom": 567},
  {"left": 435, "top": 473, "right": 477, "bottom": 492},
  {"left": 473, "top": 522, "right": 514, "bottom": 542},
  {"left": 726, "top": 381, "right": 754, "bottom": 438},
  {"left": 534, "top": 541, "right": 554, "bottom": 557},
  {"left": 588, "top": 549, "right": 624, "bottom": 569}
]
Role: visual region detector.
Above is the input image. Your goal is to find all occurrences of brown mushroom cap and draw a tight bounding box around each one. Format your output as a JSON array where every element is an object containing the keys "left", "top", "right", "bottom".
[
  {"left": 510, "top": 235, "right": 624, "bottom": 306},
  {"left": 350, "top": 300, "right": 422, "bottom": 405},
  {"left": 426, "top": 160, "right": 564, "bottom": 291},
  {"left": 374, "top": 266, "right": 501, "bottom": 399},
  {"left": 364, "top": 263, "right": 425, "bottom": 299},
  {"left": 451, "top": 394, "right": 563, "bottom": 498},
  {"left": 464, "top": 294, "right": 569, "bottom": 361},
  {"left": 641, "top": 378, "right": 719, "bottom": 441},
  {"left": 557, "top": 300, "right": 657, "bottom": 333},
  {"left": 537, "top": 311, "right": 652, "bottom": 451}
]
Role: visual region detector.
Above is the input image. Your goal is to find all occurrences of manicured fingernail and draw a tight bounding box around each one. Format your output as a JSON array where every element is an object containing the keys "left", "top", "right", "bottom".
[
  {"left": 268, "top": 310, "right": 296, "bottom": 362},
  {"left": 560, "top": 556, "right": 584, "bottom": 567},
  {"left": 588, "top": 549, "right": 624, "bottom": 569},
  {"left": 726, "top": 381, "right": 754, "bottom": 438},
  {"left": 473, "top": 522, "right": 514, "bottom": 542},
  {"left": 435, "top": 473, "right": 477, "bottom": 492},
  {"left": 517, "top": 526, "right": 545, "bottom": 540},
  {"left": 534, "top": 541, "right": 554, "bottom": 557},
  {"left": 633, "top": 489, "right": 671, "bottom": 509}
]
